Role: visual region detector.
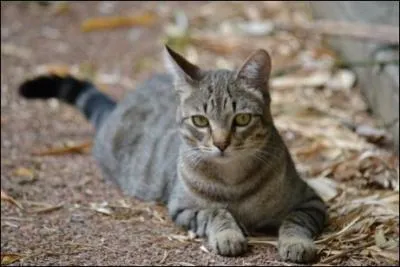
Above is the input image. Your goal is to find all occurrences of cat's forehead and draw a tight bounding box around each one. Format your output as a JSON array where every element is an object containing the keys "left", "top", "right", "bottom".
[{"left": 198, "top": 70, "right": 234, "bottom": 93}]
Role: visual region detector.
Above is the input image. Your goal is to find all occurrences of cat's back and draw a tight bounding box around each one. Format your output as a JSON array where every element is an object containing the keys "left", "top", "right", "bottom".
[{"left": 93, "top": 73, "right": 180, "bottom": 202}]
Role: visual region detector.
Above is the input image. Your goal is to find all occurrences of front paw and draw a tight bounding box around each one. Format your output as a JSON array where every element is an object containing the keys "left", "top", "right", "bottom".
[
  {"left": 278, "top": 237, "right": 317, "bottom": 263},
  {"left": 209, "top": 229, "right": 248, "bottom": 257}
]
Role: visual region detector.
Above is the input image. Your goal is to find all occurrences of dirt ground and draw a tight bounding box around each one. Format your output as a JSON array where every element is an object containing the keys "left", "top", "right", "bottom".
[{"left": 1, "top": 1, "right": 398, "bottom": 266}]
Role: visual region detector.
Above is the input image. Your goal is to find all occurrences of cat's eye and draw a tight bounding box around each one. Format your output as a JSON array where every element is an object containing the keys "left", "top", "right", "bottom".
[
  {"left": 192, "top": 115, "right": 209, "bottom": 127},
  {"left": 234, "top": 113, "right": 252, "bottom": 126}
]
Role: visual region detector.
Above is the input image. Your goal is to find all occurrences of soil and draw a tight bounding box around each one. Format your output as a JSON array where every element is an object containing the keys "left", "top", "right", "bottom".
[{"left": 1, "top": 2, "right": 283, "bottom": 266}]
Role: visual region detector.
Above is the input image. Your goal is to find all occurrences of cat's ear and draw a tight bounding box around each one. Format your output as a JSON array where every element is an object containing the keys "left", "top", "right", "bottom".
[
  {"left": 235, "top": 49, "right": 272, "bottom": 91},
  {"left": 163, "top": 45, "right": 203, "bottom": 85}
]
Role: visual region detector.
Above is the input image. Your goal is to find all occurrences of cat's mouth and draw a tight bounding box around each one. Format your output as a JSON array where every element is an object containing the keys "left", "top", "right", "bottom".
[{"left": 206, "top": 149, "right": 237, "bottom": 163}]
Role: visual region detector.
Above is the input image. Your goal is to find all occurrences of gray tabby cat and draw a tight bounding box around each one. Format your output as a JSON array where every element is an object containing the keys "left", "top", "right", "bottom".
[{"left": 19, "top": 46, "right": 327, "bottom": 263}]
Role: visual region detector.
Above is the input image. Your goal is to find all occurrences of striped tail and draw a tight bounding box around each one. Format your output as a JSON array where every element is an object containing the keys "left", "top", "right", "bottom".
[{"left": 19, "top": 75, "right": 116, "bottom": 130}]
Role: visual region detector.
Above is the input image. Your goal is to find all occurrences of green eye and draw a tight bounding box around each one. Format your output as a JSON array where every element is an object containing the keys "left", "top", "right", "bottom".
[
  {"left": 234, "top": 113, "right": 252, "bottom": 126},
  {"left": 192, "top": 115, "right": 209, "bottom": 127}
]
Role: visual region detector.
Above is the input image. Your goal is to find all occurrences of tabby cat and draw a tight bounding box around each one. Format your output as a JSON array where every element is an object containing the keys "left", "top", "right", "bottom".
[{"left": 19, "top": 46, "right": 327, "bottom": 263}]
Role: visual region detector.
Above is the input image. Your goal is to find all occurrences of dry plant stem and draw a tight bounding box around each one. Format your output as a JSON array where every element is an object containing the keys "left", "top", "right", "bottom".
[
  {"left": 276, "top": 20, "right": 399, "bottom": 44},
  {"left": 320, "top": 240, "right": 376, "bottom": 264}
]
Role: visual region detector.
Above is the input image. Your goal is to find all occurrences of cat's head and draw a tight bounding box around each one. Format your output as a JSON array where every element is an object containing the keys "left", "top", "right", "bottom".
[{"left": 164, "top": 45, "right": 273, "bottom": 163}]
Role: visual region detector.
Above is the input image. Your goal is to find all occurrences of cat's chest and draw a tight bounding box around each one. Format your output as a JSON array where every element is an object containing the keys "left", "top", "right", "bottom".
[
  {"left": 228, "top": 171, "right": 289, "bottom": 229},
  {"left": 213, "top": 162, "right": 249, "bottom": 184}
]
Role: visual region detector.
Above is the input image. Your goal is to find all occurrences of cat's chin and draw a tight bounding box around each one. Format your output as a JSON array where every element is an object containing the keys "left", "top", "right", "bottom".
[
  {"left": 210, "top": 154, "right": 232, "bottom": 164},
  {"left": 205, "top": 151, "right": 243, "bottom": 164}
]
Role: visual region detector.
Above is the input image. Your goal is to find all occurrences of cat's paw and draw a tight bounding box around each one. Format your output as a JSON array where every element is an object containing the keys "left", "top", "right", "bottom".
[
  {"left": 209, "top": 229, "right": 248, "bottom": 257},
  {"left": 278, "top": 236, "right": 317, "bottom": 263}
]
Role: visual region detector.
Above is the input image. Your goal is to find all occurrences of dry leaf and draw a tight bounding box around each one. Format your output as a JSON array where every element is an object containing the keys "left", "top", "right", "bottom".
[
  {"left": 200, "top": 245, "right": 210, "bottom": 253},
  {"left": 306, "top": 176, "right": 339, "bottom": 202},
  {"left": 1, "top": 253, "right": 24, "bottom": 265},
  {"left": 27, "top": 203, "right": 64, "bottom": 214},
  {"left": 326, "top": 69, "right": 356, "bottom": 90},
  {"left": 374, "top": 228, "right": 398, "bottom": 249},
  {"left": 90, "top": 202, "right": 112, "bottom": 216},
  {"left": 81, "top": 13, "right": 156, "bottom": 32},
  {"left": 1, "top": 190, "right": 24, "bottom": 210},
  {"left": 190, "top": 35, "right": 240, "bottom": 55},
  {"left": 271, "top": 70, "right": 331, "bottom": 89},
  {"left": 51, "top": 2, "right": 70, "bottom": 15},
  {"left": 375, "top": 228, "right": 388, "bottom": 249},
  {"left": 35, "top": 64, "right": 72, "bottom": 77},
  {"left": 13, "top": 167, "right": 37, "bottom": 185},
  {"left": 356, "top": 125, "right": 389, "bottom": 144},
  {"left": 236, "top": 21, "right": 275, "bottom": 36},
  {"left": 13, "top": 167, "right": 34, "bottom": 178},
  {"left": 32, "top": 141, "right": 92, "bottom": 156},
  {"left": 332, "top": 160, "right": 361, "bottom": 181}
]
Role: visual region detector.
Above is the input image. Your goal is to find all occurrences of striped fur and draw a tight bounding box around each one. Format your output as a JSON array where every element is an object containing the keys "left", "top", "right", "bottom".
[{"left": 19, "top": 46, "right": 327, "bottom": 263}]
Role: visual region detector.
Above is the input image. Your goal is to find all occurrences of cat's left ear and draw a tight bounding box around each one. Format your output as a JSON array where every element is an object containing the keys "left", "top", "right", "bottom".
[
  {"left": 163, "top": 45, "right": 204, "bottom": 85},
  {"left": 235, "top": 49, "right": 272, "bottom": 91}
]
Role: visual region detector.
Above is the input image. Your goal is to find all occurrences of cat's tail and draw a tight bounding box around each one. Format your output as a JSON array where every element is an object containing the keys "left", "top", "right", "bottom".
[{"left": 19, "top": 74, "right": 116, "bottom": 130}]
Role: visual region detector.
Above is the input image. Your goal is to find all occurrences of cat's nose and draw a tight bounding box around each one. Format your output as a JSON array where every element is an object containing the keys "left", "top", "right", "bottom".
[{"left": 213, "top": 140, "right": 230, "bottom": 151}]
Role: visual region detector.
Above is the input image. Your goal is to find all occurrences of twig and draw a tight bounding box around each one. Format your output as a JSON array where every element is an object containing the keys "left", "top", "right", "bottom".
[
  {"left": 276, "top": 20, "right": 399, "bottom": 44},
  {"left": 319, "top": 240, "right": 376, "bottom": 263},
  {"left": 159, "top": 251, "right": 169, "bottom": 264}
]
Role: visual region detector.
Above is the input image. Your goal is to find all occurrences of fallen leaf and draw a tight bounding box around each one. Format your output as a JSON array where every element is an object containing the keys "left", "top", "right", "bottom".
[
  {"left": 306, "top": 176, "right": 339, "bottom": 202},
  {"left": 90, "top": 202, "right": 112, "bottom": 216},
  {"left": 236, "top": 20, "right": 275, "bottom": 36},
  {"left": 190, "top": 35, "right": 240, "bottom": 55},
  {"left": 200, "top": 245, "right": 210, "bottom": 253},
  {"left": 271, "top": 70, "right": 332, "bottom": 89},
  {"left": 81, "top": 13, "right": 156, "bottom": 32},
  {"left": 1, "top": 253, "right": 24, "bottom": 265},
  {"left": 13, "top": 167, "right": 34, "bottom": 178},
  {"left": 356, "top": 124, "right": 389, "bottom": 144},
  {"left": 32, "top": 141, "right": 92, "bottom": 156},
  {"left": 375, "top": 228, "right": 388, "bottom": 249},
  {"left": 1, "top": 190, "right": 24, "bottom": 210},
  {"left": 13, "top": 167, "right": 37, "bottom": 185},
  {"left": 332, "top": 160, "right": 361, "bottom": 181},
  {"left": 27, "top": 203, "right": 64, "bottom": 214},
  {"left": 326, "top": 69, "right": 356, "bottom": 90},
  {"left": 35, "top": 64, "right": 72, "bottom": 77},
  {"left": 51, "top": 2, "right": 70, "bottom": 16}
]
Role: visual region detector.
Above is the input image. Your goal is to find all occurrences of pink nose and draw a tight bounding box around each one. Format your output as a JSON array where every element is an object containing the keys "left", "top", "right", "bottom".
[{"left": 213, "top": 140, "right": 230, "bottom": 151}]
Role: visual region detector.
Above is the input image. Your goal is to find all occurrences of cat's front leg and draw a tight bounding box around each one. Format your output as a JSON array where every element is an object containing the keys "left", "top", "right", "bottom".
[
  {"left": 170, "top": 207, "right": 248, "bottom": 256},
  {"left": 278, "top": 193, "right": 327, "bottom": 263}
]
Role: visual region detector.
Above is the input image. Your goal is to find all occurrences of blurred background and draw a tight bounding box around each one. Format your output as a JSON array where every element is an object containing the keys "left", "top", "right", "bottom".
[{"left": 1, "top": 1, "right": 399, "bottom": 266}]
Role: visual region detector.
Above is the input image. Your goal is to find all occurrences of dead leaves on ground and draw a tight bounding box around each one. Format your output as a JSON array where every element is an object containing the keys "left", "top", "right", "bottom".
[
  {"left": 31, "top": 141, "right": 92, "bottom": 156},
  {"left": 1, "top": 189, "right": 64, "bottom": 215},
  {"left": 1, "top": 253, "right": 24, "bottom": 265},
  {"left": 88, "top": 200, "right": 168, "bottom": 224},
  {"left": 1, "top": 190, "right": 24, "bottom": 210},
  {"left": 81, "top": 12, "right": 157, "bottom": 32}
]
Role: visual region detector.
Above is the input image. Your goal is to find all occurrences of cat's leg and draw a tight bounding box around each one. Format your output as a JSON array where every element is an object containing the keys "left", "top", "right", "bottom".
[
  {"left": 278, "top": 190, "right": 327, "bottom": 263},
  {"left": 170, "top": 207, "right": 248, "bottom": 256}
]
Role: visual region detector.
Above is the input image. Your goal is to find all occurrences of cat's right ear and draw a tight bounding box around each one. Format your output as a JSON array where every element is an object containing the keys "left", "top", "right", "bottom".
[
  {"left": 163, "top": 45, "right": 203, "bottom": 86},
  {"left": 234, "top": 49, "right": 272, "bottom": 92}
]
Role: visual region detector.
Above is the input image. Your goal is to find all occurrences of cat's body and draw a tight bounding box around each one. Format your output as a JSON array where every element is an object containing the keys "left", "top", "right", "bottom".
[{"left": 19, "top": 46, "right": 327, "bottom": 263}]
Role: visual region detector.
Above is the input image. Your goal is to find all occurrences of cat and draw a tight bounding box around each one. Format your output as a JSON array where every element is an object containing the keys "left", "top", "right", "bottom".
[{"left": 19, "top": 45, "right": 327, "bottom": 263}]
